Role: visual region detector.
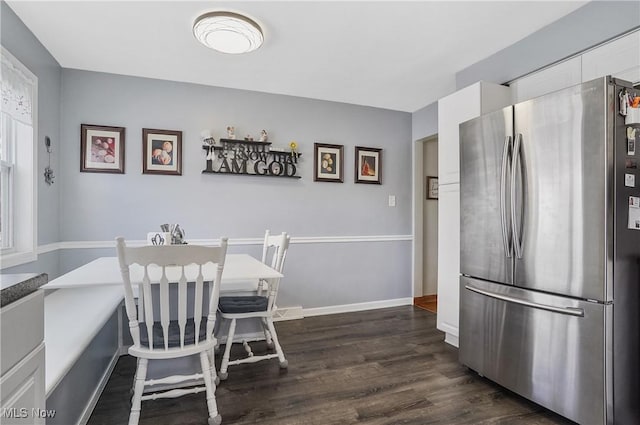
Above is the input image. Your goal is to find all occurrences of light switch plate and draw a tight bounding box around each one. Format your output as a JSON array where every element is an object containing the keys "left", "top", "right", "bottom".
[{"left": 388, "top": 195, "right": 396, "bottom": 207}]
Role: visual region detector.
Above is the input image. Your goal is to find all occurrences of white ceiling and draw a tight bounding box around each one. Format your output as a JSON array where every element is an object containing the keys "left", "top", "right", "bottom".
[{"left": 7, "top": 1, "right": 587, "bottom": 112}]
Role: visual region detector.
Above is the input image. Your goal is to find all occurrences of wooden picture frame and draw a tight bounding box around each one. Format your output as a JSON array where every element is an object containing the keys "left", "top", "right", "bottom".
[
  {"left": 142, "top": 128, "right": 182, "bottom": 176},
  {"left": 427, "top": 176, "right": 438, "bottom": 199},
  {"left": 80, "top": 124, "right": 125, "bottom": 173},
  {"left": 314, "top": 142, "right": 344, "bottom": 183},
  {"left": 354, "top": 146, "right": 382, "bottom": 184}
]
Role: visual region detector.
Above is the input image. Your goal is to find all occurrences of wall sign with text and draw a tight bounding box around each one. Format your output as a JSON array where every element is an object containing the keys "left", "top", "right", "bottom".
[{"left": 202, "top": 139, "right": 302, "bottom": 179}]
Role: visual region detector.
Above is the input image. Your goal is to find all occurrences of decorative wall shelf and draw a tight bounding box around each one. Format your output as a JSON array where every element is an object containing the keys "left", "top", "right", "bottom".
[{"left": 202, "top": 138, "right": 302, "bottom": 179}]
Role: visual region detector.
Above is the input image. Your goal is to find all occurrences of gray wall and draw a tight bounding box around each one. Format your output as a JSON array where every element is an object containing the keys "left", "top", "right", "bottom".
[
  {"left": 60, "top": 70, "right": 412, "bottom": 239},
  {"left": 456, "top": 1, "right": 640, "bottom": 88},
  {"left": 411, "top": 101, "right": 438, "bottom": 142},
  {"left": 1, "top": 0, "right": 414, "bottom": 307},
  {"left": 4, "top": 250, "right": 60, "bottom": 279},
  {"left": 1, "top": 1, "right": 61, "bottom": 275},
  {"left": 411, "top": 2, "right": 640, "bottom": 143},
  {"left": 59, "top": 69, "right": 413, "bottom": 307}
]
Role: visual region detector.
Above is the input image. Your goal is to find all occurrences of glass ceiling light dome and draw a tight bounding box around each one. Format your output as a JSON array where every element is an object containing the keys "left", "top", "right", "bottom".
[{"left": 193, "top": 11, "right": 264, "bottom": 54}]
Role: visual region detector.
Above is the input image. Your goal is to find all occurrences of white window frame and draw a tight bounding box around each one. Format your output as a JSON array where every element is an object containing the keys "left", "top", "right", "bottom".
[
  {"left": 1, "top": 115, "right": 15, "bottom": 250},
  {"left": 0, "top": 47, "right": 38, "bottom": 269}
]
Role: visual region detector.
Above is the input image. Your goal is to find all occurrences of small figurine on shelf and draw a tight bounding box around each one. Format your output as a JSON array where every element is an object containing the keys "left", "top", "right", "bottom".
[
  {"left": 200, "top": 130, "right": 215, "bottom": 146},
  {"left": 226, "top": 126, "right": 236, "bottom": 139},
  {"left": 201, "top": 130, "right": 216, "bottom": 160},
  {"left": 259, "top": 130, "right": 268, "bottom": 142},
  {"left": 244, "top": 135, "right": 254, "bottom": 141},
  {"left": 289, "top": 141, "right": 298, "bottom": 158}
]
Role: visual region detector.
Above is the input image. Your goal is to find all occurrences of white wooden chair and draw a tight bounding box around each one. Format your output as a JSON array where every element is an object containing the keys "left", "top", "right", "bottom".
[
  {"left": 116, "top": 236, "right": 228, "bottom": 425},
  {"left": 218, "top": 230, "right": 289, "bottom": 380}
]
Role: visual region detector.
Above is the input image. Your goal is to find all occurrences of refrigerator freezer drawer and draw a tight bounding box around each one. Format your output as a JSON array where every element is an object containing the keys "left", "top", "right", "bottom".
[{"left": 459, "top": 277, "right": 609, "bottom": 425}]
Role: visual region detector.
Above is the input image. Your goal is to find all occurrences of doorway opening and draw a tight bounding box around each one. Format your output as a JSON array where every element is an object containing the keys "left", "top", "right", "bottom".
[{"left": 413, "top": 134, "right": 438, "bottom": 313}]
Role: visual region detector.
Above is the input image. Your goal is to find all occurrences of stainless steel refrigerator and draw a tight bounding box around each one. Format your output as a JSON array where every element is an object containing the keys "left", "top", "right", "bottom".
[{"left": 458, "top": 76, "right": 640, "bottom": 425}]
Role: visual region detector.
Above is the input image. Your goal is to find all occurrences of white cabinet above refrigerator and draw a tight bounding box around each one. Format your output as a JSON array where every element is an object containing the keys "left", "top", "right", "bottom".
[{"left": 437, "top": 82, "right": 512, "bottom": 186}]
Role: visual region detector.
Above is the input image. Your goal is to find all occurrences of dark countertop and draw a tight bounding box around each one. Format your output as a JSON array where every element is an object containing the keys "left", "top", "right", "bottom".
[{"left": 0, "top": 273, "right": 48, "bottom": 307}]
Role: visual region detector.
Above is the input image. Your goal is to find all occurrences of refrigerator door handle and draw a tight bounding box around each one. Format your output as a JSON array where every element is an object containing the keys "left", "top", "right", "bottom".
[
  {"left": 511, "top": 133, "right": 524, "bottom": 258},
  {"left": 464, "top": 284, "right": 585, "bottom": 317},
  {"left": 500, "top": 136, "right": 513, "bottom": 258}
]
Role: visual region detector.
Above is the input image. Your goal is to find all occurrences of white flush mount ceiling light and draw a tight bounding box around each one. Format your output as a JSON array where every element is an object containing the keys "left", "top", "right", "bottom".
[{"left": 193, "top": 11, "right": 264, "bottom": 54}]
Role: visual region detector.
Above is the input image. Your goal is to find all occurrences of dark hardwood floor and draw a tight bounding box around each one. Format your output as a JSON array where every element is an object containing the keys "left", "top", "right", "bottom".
[{"left": 88, "top": 306, "right": 573, "bottom": 425}]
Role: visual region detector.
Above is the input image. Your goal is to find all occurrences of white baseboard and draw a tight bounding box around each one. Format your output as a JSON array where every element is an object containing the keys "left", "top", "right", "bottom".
[
  {"left": 274, "top": 306, "right": 304, "bottom": 321},
  {"left": 303, "top": 297, "right": 413, "bottom": 317},
  {"left": 215, "top": 299, "right": 414, "bottom": 341},
  {"left": 77, "top": 349, "right": 120, "bottom": 425},
  {"left": 216, "top": 299, "right": 412, "bottom": 326},
  {"left": 437, "top": 322, "right": 458, "bottom": 338},
  {"left": 444, "top": 333, "right": 459, "bottom": 348}
]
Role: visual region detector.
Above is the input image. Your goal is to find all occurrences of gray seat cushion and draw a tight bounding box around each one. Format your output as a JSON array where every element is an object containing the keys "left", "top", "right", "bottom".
[
  {"left": 219, "top": 296, "right": 268, "bottom": 314},
  {"left": 139, "top": 317, "right": 209, "bottom": 349}
]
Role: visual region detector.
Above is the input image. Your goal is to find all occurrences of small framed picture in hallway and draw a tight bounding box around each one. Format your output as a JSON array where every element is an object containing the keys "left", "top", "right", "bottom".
[{"left": 427, "top": 176, "right": 438, "bottom": 199}]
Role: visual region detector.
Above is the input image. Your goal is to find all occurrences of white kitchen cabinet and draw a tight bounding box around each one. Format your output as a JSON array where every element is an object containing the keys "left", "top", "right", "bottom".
[
  {"left": 438, "top": 81, "right": 511, "bottom": 186},
  {"left": 436, "top": 183, "right": 460, "bottom": 347},
  {"left": 582, "top": 30, "right": 640, "bottom": 84},
  {"left": 1, "top": 345, "right": 46, "bottom": 425},
  {"left": 510, "top": 56, "right": 583, "bottom": 103},
  {"left": 436, "top": 81, "right": 510, "bottom": 347},
  {"left": 510, "top": 30, "right": 640, "bottom": 105},
  {"left": 0, "top": 291, "right": 46, "bottom": 425}
]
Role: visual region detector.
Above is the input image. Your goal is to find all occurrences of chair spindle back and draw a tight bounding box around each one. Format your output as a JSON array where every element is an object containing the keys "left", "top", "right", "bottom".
[
  {"left": 260, "top": 231, "right": 290, "bottom": 309},
  {"left": 116, "top": 237, "right": 228, "bottom": 352}
]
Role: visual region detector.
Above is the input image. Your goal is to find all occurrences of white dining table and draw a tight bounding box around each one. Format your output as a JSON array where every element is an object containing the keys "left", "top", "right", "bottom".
[{"left": 43, "top": 254, "right": 283, "bottom": 290}]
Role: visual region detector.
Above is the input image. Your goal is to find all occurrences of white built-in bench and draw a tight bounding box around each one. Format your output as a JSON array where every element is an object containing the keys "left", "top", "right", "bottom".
[{"left": 44, "top": 286, "right": 123, "bottom": 425}]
